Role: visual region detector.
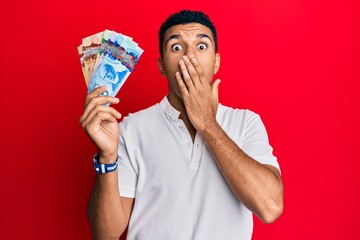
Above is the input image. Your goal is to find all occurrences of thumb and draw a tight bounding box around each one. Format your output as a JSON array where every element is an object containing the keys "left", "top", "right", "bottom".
[{"left": 211, "top": 79, "right": 221, "bottom": 101}]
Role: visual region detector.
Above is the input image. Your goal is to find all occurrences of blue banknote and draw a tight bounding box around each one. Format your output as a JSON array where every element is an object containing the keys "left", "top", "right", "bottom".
[{"left": 87, "top": 30, "right": 143, "bottom": 97}]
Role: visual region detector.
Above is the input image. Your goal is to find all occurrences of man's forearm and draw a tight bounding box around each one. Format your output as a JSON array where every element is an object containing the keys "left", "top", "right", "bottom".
[
  {"left": 201, "top": 122, "right": 283, "bottom": 223},
  {"left": 88, "top": 170, "right": 127, "bottom": 239}
]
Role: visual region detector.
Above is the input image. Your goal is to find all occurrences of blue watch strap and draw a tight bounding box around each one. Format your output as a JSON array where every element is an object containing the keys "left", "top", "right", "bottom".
[{"left": 93, "top": 153, "right": 119, "bottom": 174}]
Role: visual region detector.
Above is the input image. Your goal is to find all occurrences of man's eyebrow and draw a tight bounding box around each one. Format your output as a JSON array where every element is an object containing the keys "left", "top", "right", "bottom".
[
  {"left": 165, "top": 33, "right": 213, "bottom": 45},
  {"left": 165, "top": 34, "right": 181, "bottom": 45},
  {"left": 197, "top": 33, "right": 212, "bottom": 41}
]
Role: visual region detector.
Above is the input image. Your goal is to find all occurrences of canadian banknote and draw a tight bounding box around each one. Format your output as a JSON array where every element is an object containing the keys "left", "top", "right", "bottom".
[
  {"left": 81, "top": 32, "right": 103, "bottom": 86},
  {"left": 78, "top": 30, "right": 143, "bottom": 96},
  {"left": 77, "top": 45, "right": 85, "bottom": 81}
]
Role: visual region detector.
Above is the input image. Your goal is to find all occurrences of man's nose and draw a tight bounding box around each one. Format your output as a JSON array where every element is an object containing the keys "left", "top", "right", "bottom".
[{"left": 184, "top": 48, "right": 196, "bottom": 60}]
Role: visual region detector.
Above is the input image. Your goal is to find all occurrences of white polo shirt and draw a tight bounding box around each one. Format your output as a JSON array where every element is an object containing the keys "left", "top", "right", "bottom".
[{"left": 117, "top": 96, "right": 280, "bottom": 240}]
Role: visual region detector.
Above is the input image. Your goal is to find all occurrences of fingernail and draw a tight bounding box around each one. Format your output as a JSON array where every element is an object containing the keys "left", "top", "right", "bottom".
[
  {"left": 179, "top": 60, "right": 184, "bottom": 65},
  {"left": 183, "top": 55, "right": 188, "bottom": 61},
  {"left": 191, "top": 58, "right": 196, "bottom": 63}
]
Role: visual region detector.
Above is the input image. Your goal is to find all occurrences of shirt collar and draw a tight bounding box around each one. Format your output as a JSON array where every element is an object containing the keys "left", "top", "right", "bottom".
[{"left": 160, "top": 96, "right": 181, "bottom": 122}]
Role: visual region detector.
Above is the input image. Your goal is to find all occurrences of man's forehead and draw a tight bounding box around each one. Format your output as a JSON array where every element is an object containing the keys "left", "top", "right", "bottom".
[{"left": 164, "top": 23, "right": 214, "bottom": 40}]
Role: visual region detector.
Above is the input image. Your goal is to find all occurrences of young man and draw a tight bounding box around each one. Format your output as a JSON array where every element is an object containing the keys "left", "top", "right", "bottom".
[{"left": 80, "top": 10, "right": 283, "bottom": 240}]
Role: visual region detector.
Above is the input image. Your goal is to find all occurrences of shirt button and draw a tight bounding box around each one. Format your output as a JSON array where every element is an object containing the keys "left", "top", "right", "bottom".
[
  {"left": 179, "top": 125, "right": 183, "bottom": 129},
  {"left": 186, "top": 143, "right": 191, "bottom": 147}
]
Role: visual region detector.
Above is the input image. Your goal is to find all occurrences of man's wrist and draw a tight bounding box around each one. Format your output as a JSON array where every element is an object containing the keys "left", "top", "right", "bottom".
[
  {"left": 99, "top": 152, "right": 118, "bottom": 164},
  {"left": 200, "top": 121, "right": 224, "bottom": 142},
  {"left": 198, "top": 120, "right": 220, "bottom": 136}
]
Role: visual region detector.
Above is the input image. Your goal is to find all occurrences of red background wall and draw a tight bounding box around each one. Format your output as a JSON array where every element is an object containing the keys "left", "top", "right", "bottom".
[{"left": 1, "top": 0, "right": 359, "bottom": 239}]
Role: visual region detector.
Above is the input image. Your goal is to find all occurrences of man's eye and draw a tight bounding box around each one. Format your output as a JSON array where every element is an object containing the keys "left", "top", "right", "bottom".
[
  {"left": 171, "top": 44, "right": 183, "bottom": 51},
  {"left": 197, "top": 43, "right": 207, "bottom": 50}
]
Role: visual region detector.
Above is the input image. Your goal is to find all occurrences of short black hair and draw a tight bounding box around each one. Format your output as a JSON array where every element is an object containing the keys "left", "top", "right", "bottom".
[{"left": 158, "top": 10, "right": 218, "bottom": 57}]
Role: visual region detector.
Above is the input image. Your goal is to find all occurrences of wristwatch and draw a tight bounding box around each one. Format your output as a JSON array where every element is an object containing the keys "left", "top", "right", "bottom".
[{"left": 93, "top": 153, "right": 119, "bottom": 174}]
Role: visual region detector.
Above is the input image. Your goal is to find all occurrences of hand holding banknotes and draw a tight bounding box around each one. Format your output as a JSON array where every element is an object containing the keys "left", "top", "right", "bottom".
[
  {"left": 79, "top": 86, "right": 121, "bottom": 163},
  {"left": 78, "top": 29, "right": 143, "bottom": 162}
]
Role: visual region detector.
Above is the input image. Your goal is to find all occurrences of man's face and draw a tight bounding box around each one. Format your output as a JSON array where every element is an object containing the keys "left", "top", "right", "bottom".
[{"left": 158, "top": 23, "right": 220, "bottom": 99}]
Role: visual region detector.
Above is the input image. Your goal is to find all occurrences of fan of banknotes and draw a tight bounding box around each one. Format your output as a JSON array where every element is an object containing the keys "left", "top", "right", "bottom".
[{"left": 77, "top": 30, "right": 144, "bottom": 97}]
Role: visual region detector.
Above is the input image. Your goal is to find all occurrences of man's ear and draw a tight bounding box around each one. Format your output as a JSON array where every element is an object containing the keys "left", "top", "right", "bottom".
[
  {"left": 158, "top": 57, "right": 166, "bottom": 76},
  {"left": 213, "top": 53, "right": 220, "bottom": 74}
]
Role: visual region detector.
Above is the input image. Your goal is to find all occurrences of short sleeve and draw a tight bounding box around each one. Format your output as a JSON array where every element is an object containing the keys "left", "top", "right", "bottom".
[
  {"left": 242, "top": 111, "right": 281, "bottom": 173},
  {"left": 117, "top": 121, "right": 138, "bottom": 198}
]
